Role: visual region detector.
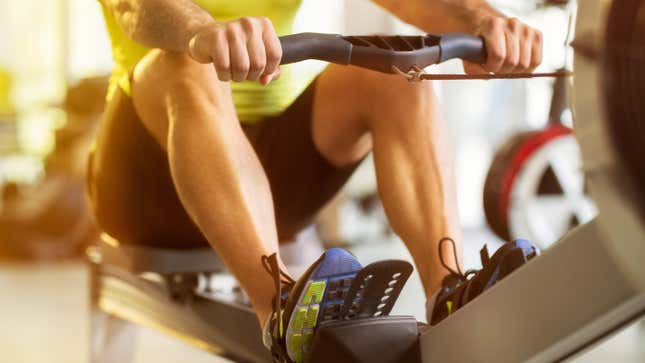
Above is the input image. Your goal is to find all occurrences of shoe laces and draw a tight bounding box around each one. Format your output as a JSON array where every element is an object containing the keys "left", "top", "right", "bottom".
[
  {"left": 261, "top": 253, "right": 295, "bottom": 362},
  {"left": 438, "top": 237, "right": 478, "bottom": 282}
]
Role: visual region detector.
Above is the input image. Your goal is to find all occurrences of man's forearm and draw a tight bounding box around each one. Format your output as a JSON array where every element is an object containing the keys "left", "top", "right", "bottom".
[
  {"left": 373, "top": 0, "right": 502, "bottom": 34},
  {"left": 101, "top": 0, "right": 215, "bottom": 52}
]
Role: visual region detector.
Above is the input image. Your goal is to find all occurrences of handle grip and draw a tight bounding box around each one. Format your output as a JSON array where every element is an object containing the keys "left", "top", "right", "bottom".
[
  {"left": 279, "top": 33, "right": 352, "bottom": 65},
  {"left": 438, "top": 34, "right": 487, "bottom": 64},
  {"left": 279, "top": 33, "right": 487, "bottom": 74}
]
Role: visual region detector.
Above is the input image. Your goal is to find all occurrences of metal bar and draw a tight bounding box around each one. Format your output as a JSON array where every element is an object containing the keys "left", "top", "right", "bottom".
[
  {"left": 417, "top": 71, "right": 572, "bottom": 81},
  {"left": 95, "top": 265, "right": 271, "bottom": 363}
]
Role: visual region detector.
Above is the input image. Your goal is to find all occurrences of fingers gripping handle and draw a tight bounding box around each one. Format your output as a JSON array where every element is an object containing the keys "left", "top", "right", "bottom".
[{"left": 438, "top": 34, "right": 487, "bottom": 64}]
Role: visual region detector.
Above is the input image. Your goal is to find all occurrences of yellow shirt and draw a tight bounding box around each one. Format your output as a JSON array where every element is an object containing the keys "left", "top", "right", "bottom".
[{"left": 101, "top": 0, "right": 320, "bottom": 123}]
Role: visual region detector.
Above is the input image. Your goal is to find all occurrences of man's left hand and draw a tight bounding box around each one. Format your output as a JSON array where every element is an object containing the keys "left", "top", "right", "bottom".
[{"left": 464, "top": 16, "right": 543, "bottom": 74}]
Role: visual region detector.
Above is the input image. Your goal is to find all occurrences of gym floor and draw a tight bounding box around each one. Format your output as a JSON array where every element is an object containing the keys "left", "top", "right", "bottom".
[{"left": 2, "top": 229, "right": 643, "bottom": 363}]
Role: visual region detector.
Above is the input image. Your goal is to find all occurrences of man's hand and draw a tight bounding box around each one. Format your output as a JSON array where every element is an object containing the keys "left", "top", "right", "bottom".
[
  {"left": 464, "top": 16, "right": 543, "bottom": 75},
  {"left": 188, "top": 17, "right": 282, "bottom": 85}
]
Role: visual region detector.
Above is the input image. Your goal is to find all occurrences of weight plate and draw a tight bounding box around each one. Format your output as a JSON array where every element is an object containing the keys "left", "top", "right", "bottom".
[
  {"left": 483, "top": 131, "right": 540, "bottom": 241},
  {"left": 483, "top": 126, "right": 596, "bottom": 248}
]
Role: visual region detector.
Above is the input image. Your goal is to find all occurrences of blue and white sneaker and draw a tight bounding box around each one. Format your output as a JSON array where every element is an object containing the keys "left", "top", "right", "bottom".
[{"left": 262, "top": 248, "right": 362, "bottom": 363}]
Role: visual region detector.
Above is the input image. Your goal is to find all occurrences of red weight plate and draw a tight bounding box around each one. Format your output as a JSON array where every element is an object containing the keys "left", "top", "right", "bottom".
[{"left": 483, "top": 125, "right": 572, "bottom": 240}]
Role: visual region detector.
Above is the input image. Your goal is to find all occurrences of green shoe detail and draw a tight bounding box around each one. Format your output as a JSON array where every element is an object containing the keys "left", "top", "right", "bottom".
[
  {"left": 288, "top": 281, "right": 327, "bottom": 362},
  {"left": 293, "top": 308, "right": 308, "bottom": 330},
  {"left": 289, "top": 333, "right": 303, "bottom": 363},
  {"left": 303, "top": 305, "right": 319, "bottom": 329},
  {"left": 280, "top": 316, "right": 284, "bottom": 338},
  {"left": 301, "top": 281, "right": 326, "bottom": 304}
]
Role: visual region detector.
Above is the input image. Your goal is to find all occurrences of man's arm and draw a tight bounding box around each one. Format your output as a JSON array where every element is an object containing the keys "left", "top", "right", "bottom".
[
  {"left": 100, "top": 0, "right": 215, "bottom": 53},
  {"left": 373, "top": 0, "right": 543, "bottom": 74},
  {"left": 101, "top": 0, "right": 281, "bottom": 84}
]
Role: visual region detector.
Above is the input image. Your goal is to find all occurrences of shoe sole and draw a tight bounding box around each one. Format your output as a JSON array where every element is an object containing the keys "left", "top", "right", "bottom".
[{"left": 285, "top": 272, "right": 357, "bottom": 363}]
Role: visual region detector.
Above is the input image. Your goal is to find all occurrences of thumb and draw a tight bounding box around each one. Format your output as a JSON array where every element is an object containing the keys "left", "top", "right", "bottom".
[
  {"left": 260, "top": 68, "right": 281, "bottom": 86},
  {"left": 188, "top": 33, "right": 213, "bottom": 64}
]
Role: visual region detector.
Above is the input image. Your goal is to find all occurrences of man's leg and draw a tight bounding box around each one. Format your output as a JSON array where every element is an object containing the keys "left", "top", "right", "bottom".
[
  {"left": 312, "top": 65, "right": 461, "bottom": 297},
  {"left": 130, "top": 50, "right": 286, "bottom": 326}
]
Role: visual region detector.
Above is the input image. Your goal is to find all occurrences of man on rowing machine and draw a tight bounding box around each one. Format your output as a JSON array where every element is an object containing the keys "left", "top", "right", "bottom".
[{"left": 89, "top": 0, "right": 542, "bottom": 361}]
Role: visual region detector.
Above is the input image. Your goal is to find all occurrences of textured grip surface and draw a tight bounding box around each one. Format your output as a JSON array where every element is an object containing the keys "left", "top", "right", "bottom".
[
  {"left": 279, "top": 33, "right": 352, "bottom": 65},
  {"left": 438, "top": 34, "right": 487, "bottom": 64}
]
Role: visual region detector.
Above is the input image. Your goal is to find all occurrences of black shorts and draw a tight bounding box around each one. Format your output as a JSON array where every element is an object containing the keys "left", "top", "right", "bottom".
[{"left": 87, "top": 78, "right": 361, "bottom": 248}]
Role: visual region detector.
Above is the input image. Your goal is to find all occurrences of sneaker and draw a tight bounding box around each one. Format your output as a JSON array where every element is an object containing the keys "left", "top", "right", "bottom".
[
  {"left": 262, "top": 248, "right": 362, "bottom": 363},
  {"left": 426, "top": 238, "right": 539, "bottom": 325}
]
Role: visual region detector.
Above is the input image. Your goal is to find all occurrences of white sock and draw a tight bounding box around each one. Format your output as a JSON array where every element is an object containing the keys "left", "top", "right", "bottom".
[{"left": 262, "top": 313, "right": 274, "bottom": 350}]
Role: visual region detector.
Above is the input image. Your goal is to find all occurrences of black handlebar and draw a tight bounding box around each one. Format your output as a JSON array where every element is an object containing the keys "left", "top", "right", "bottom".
[{"left": 279, "top": 33, "right": 486, "bottom": 74}]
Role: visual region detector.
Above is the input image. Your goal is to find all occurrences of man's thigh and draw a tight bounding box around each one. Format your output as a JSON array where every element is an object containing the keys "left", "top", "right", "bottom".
[
  {"left": 131, "top": 49, "right": 236, "bottom": 150},
  {"left": 91, "top": 58, "right": 364, "bottom": 246},
  {"left": 90, "top": 50, "right": 238, "bottom": 248},
  {"left": 88, "top": 85, "right": 208, "bottom": 248}
]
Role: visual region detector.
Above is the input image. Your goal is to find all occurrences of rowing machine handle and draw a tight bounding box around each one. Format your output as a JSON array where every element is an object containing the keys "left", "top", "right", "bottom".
[{"left": 279, "top": 32, "right": 486, "bottom": 74}]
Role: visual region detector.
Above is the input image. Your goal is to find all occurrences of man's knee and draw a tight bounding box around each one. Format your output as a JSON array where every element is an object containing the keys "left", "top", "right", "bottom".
[
  {"left": 135, "top": 50, "right": 210, "bottom": 84},
  {"left": 338, "top": 65, "right": 437, "bottom": 128},
  {"left": 133, "top": 50, "right": 228, "bottom": 104},
  {"left": 131, "top": 50, "right": 233, "bottom": 144}
]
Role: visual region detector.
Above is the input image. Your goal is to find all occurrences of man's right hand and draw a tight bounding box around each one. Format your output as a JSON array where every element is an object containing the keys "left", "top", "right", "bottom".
[{"left": 188, "top": 17, "right": 282, "bottom": 85}]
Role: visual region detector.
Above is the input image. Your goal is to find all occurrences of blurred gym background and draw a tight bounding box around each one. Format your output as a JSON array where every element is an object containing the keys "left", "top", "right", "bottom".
[{"left": 0, "top": 0, "right": 641, "bottom": 362}]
